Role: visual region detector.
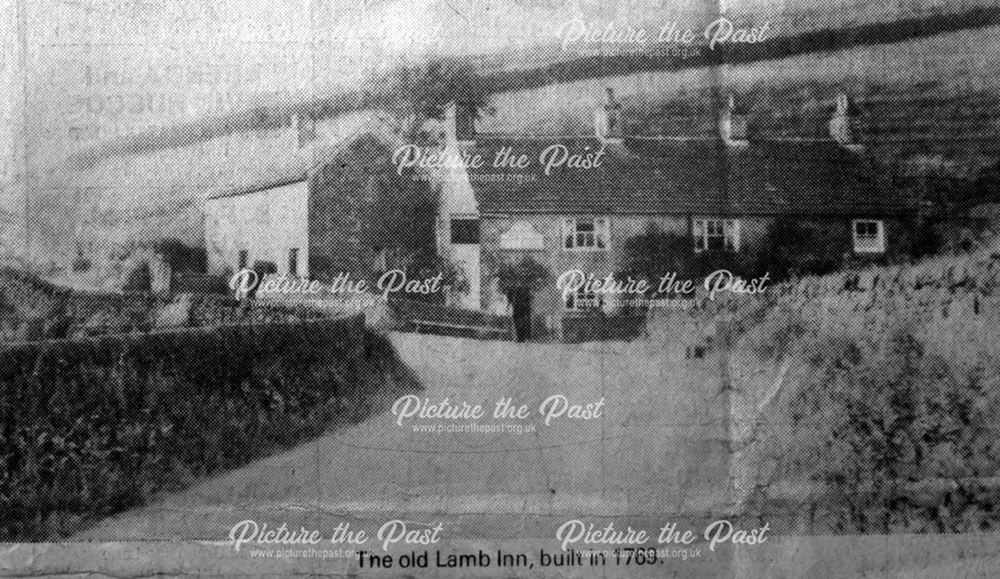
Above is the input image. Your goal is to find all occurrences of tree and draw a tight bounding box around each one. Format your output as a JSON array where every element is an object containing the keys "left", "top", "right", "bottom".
[
  {"left": 378, "top": 59, "right": 494, "bottom": 140},
  {"left": 617, "top": 230, "right": 694, "bottom": 294},
  {"left": 758, "top": 220, "right": 844, "bottom": 282}
]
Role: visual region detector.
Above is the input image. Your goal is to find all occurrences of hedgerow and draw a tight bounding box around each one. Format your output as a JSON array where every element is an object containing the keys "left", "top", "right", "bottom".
[{"left": 0, "top": 315, "right": 417, "bottom": 540}]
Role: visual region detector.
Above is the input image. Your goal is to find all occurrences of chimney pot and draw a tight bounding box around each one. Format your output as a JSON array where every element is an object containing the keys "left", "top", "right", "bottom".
[
  {"left": 719, "top": 94, "right": 748, "bottom": 145},
  {"left": 829, "top": 93, "right": 862, "bottom": 149},
  {"left": 595, "top": 87, "right": 623, "bottom": 141}
]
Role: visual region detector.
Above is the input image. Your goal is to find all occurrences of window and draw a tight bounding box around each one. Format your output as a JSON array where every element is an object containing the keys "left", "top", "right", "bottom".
[
  {"left": 238, "top": 249, "right": 248, "bottom": 269},
  {"left": 288, "top": 248, "right": 299, "bottom": 276},
  {"left": 852, "top": 219, "right": 885, "bottom": 253},
  {"left": 563, "top": 218, "right": 609, "bottom": 251},
  {"left": 565, "top": 287, "right": 604, "bottom": 311},
  {"left": 254, "top": 260, "right": 277, "bottom": 275},
  {"left": 450, "top": 218, "right": 480, "bottom": 244},
  {"left": 693, "top": 218, "right": 739, "bottom": 252}
]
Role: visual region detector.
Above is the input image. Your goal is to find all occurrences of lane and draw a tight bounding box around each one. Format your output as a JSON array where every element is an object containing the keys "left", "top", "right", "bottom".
[{"left": 74, "top": 332, "right": 731, "bottom": 543}]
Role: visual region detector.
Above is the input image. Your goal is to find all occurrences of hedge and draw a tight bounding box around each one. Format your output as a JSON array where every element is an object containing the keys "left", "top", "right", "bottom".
[{"left": 0, "top": 314, "right": 415, "bottom": 540}]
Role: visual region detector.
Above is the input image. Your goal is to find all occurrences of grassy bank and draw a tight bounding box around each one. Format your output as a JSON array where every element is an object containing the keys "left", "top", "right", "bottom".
[
  {"left": 0, "top": 315, "right": 421, "bottom": 541},
  {"left": 727, "top": 245, "right": 1000, "bottom": 533}
]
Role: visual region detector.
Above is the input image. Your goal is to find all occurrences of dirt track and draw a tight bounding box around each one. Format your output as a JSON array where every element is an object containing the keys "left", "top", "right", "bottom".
[{"left": 73, "top": 332, "right": 730, "bottom": 543}]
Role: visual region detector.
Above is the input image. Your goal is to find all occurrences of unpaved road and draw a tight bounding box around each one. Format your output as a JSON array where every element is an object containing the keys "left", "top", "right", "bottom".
[
  {"left": 74, "top": 332, "right": 731, "bottom": 543},
  {"left": 11, "top": 333, "right": 998, "bottom": 577}
]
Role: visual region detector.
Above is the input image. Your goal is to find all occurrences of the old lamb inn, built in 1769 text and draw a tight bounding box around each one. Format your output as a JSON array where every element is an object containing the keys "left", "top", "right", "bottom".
[{"left": 204, "top": 89, "right": 915, "bottom": 341}]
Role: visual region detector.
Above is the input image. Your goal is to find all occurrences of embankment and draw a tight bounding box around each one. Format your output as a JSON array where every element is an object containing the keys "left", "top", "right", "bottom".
[
  {"left": 0, "top": 314, "right": 421, "bottom": 541},
  {"left": 728, "top": 247, "right": 1000, "bottom": 533}
]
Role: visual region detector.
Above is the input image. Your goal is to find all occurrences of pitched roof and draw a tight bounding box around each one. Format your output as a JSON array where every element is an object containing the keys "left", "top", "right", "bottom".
[
  {"left": 466, "top": 135, "right": 913, "bottom": 216},
  {"left": 206, "top": 113, "right": 401, "bottom": 201}
]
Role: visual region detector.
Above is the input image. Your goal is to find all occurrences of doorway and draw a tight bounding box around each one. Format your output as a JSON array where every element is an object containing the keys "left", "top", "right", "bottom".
[{"left": 509, "top": 288, "right": 532, "bottom": 342}]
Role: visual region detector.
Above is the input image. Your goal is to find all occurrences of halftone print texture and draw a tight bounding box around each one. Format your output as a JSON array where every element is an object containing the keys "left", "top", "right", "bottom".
[{"left": 1, "top": 0, "right": 1000, "bottom": 576}]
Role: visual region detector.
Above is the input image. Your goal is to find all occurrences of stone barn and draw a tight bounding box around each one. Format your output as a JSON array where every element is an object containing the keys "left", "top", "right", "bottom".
[{"left": 204, "top": 117, "right": 437, "bottom": 282}]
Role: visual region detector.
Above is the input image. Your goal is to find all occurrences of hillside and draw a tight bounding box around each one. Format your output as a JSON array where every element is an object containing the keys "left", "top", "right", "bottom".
[
  {"left": 10, "top": 0, "right": 1000, "bottom": 266},
  {"left": 483, "top": 23, "right": 1000, "bottom": 161}
]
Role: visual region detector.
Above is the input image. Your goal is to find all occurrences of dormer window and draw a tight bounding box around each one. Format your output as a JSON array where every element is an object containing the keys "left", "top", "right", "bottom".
[{"left": 852, "top": 219, "right": 884, "bottom": 253}]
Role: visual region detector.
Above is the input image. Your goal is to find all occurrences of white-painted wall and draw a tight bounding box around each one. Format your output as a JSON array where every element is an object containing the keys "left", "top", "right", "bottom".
[
  {"left": 441, "top": 220, "right": 482, "bottom": 310},
  {"left": 204, "top": 180, "right": 309, "bottom": 278},
  {"left": 435, "top": 103, "right": 482, "bottom": 310}
]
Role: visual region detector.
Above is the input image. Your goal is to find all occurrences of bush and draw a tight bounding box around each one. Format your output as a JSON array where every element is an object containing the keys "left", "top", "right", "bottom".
[
  {"left": 617, "top": 230, "right": 764, "bottom": 298},
  {"left": 0, "top": 314, "right": 418, "bottom": 540},
  {"left": 761, "top": 330, "right": 1000, "bottom": 533},
  {"left": 756, "top": 220, "right": 845, "bottom": 281},
  {"left": 152, "top": 239, "right": 207, "bottom": 273},
  {"left": 617, "top": 231, "right": 694, "bottom": 287},
  {"left": 401, "top": 248, "right": 468, "bottom": 303},
  {"left": 894, "top": 215, "right": 944, "bottom": 262}
]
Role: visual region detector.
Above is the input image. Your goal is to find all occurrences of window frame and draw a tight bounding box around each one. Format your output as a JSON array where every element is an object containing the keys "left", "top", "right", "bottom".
[
  {"left": 564, "top": 286, "right": 605, "bottom": 312},
  {"left": 562, "top": 217, "right": 609, "bottom": 252},
  {"left": 450, "top": 217, "right": 480, "bottom": 245},
  {"left": 692, "top": 218, "right": 740, "bottom": 253},
  {"left": 288, "top": 248, "right": 299, "bottom": 276},
  {"left": 852, "top": 219, "right": 885, "bottom": 253}
]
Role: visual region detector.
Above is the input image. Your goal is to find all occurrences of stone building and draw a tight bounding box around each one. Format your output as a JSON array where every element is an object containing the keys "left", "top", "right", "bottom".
[
  {"left": 204, "top": 115, "right": 436, "bottom": 282},
  {"left": 203, "top": 93, "right": 918, "bottom": 341},
  {"left": 434, "top": 90, "right": 916, "bottom": 340}
]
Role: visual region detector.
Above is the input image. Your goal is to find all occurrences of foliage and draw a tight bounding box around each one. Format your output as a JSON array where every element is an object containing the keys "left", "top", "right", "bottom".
[
  {"left": 382, "top": 59, "right": 492, "bottom": 121},
  {"left": 618, "top": 217, "right": 946, "bottom": 297},
  {"left": 401, "top": 248, "right": 469, "bottom": 302},
  {"left": 152, "top": 238, "right": 207, "bottom": 273},
  {"left": 0, "top": 316, "right": 419, "bottom": 540},
  {"left": 899, "top": 157, "right": 996, "bottom": 212},
  {"left": 764, "top": 331, "right": 1000, "bottom": 533},
  {"left": 495, "top": 257, "right": 549, "bottom": 295},
  {"left": 617, "top": 231, "right": 694, "bottom": 289},
  {"left": 616, "top": 229, "right": 765, "bottom": 295},
  {"left": 894, "top": 215, "right": 944, "bottom": 261},
  {"left": 756, "top": 220, "right": 845, "bottom": 281},
  {"left": 379, "top": 59, "right": 493, "bottom": 140},
  {"left": 973, "top": 162, "right": 1000, "bottom": 206}
]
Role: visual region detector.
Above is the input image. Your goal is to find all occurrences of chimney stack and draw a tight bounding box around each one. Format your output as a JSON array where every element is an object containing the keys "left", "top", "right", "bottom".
[
  {"left": 718, "top": 94, "right": 748, "bottom": 146},
  {"left": 595, "top": 87, "right": 623, "bottom": 142},
  {"left": 829, "top": 93, "right": 862, "bottom": 150},
  {"left": 445, "top": 101, "right": 476, "bottom": 146}
]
